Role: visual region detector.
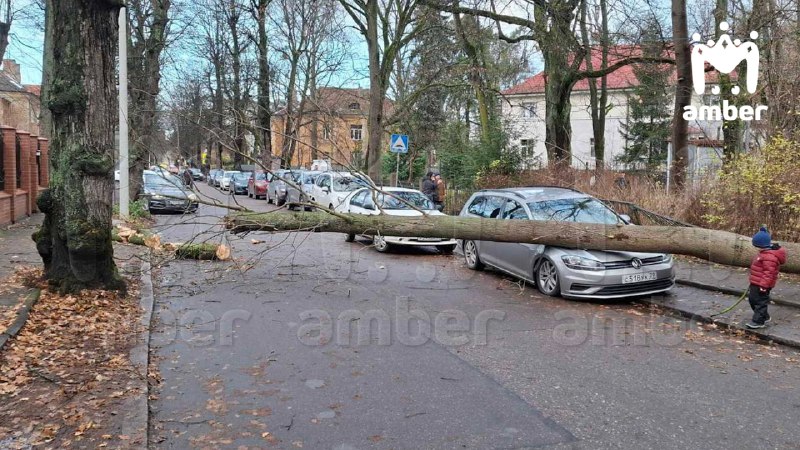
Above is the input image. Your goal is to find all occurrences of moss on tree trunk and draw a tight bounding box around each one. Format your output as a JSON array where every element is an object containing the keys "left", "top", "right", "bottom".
[{"left": 34, "top": 0, "right": 125, "bottom": 293}]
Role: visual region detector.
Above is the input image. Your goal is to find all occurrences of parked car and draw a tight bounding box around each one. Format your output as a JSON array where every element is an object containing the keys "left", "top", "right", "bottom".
[
  {"left": 140, "top": 170, "right": 198, "bottom": 214},
  {"left": 219, "top": 170, "right": 240, "bottom": 191},
  {"left": 231, "top": 172, "right": 251, "bottom": 195},
  {"left": 247, "top": 171, "right": 269, "bottom": 199},
  {"left": 338, "top": 187, "right": 458, "bottom": 253},
  {"left": 208, "top": 169, "right": 223, "bottom": 186},
  {"left": 189, "top": 168, "right": 205, "bottom": 181},
  {"left": 286, "top": 170, "right": 320, "bottom": 210},
  {"left": 311, "top": 172, "right": 371, "bottom": 210},
  {"left": 458, "top": 187, "right": 674, "bottom": 299},
  {"left": 266, "top": 169, "right": 293, "bottom": 206}
]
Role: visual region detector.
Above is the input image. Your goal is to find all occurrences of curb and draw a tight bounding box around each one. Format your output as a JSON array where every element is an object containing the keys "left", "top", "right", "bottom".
[
  {"left": 0, "top": 289, "right": 41, "bottom": 352},
  {"left": 121, "top": 258, "right": 154, "bottom": 448},
  {"left": 643, "top": 296, "right": 800, "bottom": 351},
  {"left": 675, "top": 278, "right": 800, "bottom": 309}
]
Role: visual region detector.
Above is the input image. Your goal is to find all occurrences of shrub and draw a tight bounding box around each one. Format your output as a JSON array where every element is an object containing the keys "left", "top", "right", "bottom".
[{"left": 701, "top": 136, "right": 800, "bottom": 241}]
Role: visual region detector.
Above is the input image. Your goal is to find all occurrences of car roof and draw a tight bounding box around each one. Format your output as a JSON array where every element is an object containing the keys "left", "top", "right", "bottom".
[{"left": 475, "top": 186, "right": 590, "bottom": 202}]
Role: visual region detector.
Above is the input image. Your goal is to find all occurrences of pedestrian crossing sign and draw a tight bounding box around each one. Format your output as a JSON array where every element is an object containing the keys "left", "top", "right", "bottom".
[{"left": 390, "top": 134, "right": 408, "bottom": 154}]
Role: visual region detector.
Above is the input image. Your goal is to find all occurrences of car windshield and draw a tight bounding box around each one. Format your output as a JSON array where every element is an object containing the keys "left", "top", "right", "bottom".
[
  {"left": 234, "top": 173, "right": 251, "bottom": 181},
  {"left": 333, "top": 176, "right": 368, "bottom": 192},
  {"left": 254, "top": 172, "right": 267, "bottom": 180},
  {"left": 224, "top": 172, "right": 239, "bottom": 177},
  {"left": 527, "top": 197, "right": 621, "bottom": 225},
  {"left": 376, "top": 191, "right": 434, "bottom": 210},
  {"left": 145, "top": 173, "right": 183, "bottom": 188}
]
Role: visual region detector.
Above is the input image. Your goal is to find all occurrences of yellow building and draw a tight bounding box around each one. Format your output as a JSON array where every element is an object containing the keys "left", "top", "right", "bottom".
[
  {"left": 271, "top": 87, "right": 392, "bottom": 169},
  {"left": 0, "top": 60, "right": 41, "bottom": 136}
]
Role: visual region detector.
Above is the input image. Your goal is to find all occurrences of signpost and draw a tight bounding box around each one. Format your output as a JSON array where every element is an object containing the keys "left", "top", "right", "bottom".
[{"left": 389, "top": 134, "right": 408, "bottom": 187}]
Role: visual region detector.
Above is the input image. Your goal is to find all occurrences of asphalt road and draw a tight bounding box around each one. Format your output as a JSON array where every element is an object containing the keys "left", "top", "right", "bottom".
[{"left": 148, "top": 183, "right": 800, "bottom": 449}]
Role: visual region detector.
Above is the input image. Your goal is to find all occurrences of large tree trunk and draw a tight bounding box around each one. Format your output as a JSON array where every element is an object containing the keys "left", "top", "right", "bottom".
[
  {"left": 34, "top": 0, "right": 125, "bottom": 293},
  {"left": 254, "top": 0, "right": 273, "bottom": 168},
  {"left": 364, "top": 0, "right": 384, "bottom": 180},
  {"left": 671, "top": 0, "right": 692, "bottom": 187},
  {"left": 128, "top": 0, "right": 170, "bottom": 200},
  {"left": 226, "top": 212, "right": 800, "bottom": 274}
]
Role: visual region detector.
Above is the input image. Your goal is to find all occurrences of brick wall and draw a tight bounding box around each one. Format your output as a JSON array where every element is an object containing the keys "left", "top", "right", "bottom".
[{"left": 0, "top": 125, "right": 48, "bottom": 225}]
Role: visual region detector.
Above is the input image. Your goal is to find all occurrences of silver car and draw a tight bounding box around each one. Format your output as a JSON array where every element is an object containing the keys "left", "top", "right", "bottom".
[
  {"left": 266, "top": 169, "right": 293, "bottom": 206},
  {"left": 459, "top": 187, "right": 674, "bottom": 299},
  {"left": 286, "top": 170, "right": 320, "bottom": 211}
]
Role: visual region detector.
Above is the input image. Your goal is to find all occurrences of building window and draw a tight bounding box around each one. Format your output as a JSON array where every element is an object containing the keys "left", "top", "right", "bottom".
[
  {"left": 520, "top": 139, "right": 534, "bottom": 159},
  {"left": 520, "top": 103, "right": 537, "bottom": 118},
  {"left": 350, "top": 125, "right": 363, "bottom": 141},
  {"left": 323, "top": 124, "right": 332, "bottom": 140},
  {"left": 703, "top": 87, "right": 720, "bottom": 106},
  {"left": 590, "top": 138, "right": 596, "bottom": 158},
  {"left": 349, "top": 102, "right": 360, "bottom": 110}
]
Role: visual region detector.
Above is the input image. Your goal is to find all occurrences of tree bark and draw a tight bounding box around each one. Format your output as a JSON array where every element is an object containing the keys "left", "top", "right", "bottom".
[
  {"left": 252, "top": 0, "right": 273, "bottom": 168},
  {"left": 671, "top": 0, "right": 692, "bottom": 187},
  {"left": 364, "top": 0, "right": 384, "bottom": 179},
  {"left": 34, "top": 0, "right": 125, "bottom": 293},
  {"left": 226, "top": 212, "right": 800, "bottom": 274}
]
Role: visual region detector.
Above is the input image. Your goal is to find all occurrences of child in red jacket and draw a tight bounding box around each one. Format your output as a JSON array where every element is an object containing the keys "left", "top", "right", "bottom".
[{"left": 746, "top": 227, "right": 787, "bottom": 329}]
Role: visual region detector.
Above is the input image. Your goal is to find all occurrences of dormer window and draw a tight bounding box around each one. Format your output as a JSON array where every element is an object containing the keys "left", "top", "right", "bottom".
[{"left": 349, "top": 102, "right": 360, "bottom": 110}]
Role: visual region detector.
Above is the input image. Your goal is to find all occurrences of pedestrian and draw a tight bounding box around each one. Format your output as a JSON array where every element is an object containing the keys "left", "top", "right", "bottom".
[
  {"left": 434, "top": 173, "right": 445, "bottom": 211},
  {"left": 182, "top": 168, "right": 193, "bottom": 188},
  {"left": 422, "top": 171, "right": 437, "bottom": 203},
  {"left": 746, "top": 226, "right": 787, "bottom": 329}
]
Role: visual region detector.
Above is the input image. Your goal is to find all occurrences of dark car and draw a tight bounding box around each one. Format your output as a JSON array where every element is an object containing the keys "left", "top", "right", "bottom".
[
  {"left": 189, "top": 168, "right": 205, "bottom": 181},
  {"left": 247, "top": 171, "right": 269, "bottom": 199},
  {"left": 231, "top": 172, "right": 252, "bottom": 195},
  {"left": 140, "top": 170, "right": 198, "bottom": 214}
]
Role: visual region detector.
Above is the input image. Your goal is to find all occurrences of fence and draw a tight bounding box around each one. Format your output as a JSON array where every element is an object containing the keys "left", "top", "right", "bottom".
[{"left": 0, "top": 125, "right": 49, "bottom": 225}]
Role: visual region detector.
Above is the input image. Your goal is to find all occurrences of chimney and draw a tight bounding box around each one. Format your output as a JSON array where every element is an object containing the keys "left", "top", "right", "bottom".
[{"left": 2, "top": 59, "right": 20, "bottom": 83}]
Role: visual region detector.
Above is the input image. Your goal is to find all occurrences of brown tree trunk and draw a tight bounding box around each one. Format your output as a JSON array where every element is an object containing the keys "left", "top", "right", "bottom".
[
  {"left": 671, "top": 0, "right": 692, "bottom": 188},
  {"left": 253, "top": 0, "right": 273, "bottom": 168},
  {"left": 226, "top": 212, "right": 800, "bottom": 274},
  {"left": 34, "top": 0, "right": 125, "bottom": 292}
]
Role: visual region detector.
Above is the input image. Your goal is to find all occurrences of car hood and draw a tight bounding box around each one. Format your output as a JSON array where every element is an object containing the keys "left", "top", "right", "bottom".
[
  {"left": 560, "top": 249, "right": 666, "bottom": 262},
  {"left": 147, "top": 186, "right": 189, "bottom": 199}
]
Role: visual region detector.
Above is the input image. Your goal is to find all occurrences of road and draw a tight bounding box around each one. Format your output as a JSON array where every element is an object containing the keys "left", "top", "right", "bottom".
[{"left": 148, "top": 183, "right": 800, "bottom": 449}]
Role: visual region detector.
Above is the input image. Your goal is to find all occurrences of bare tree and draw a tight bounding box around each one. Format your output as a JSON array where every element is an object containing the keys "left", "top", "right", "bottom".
[
  {"left": 249, "top": 0, "right": 273, "bottom": 168},
  {"left": 671, "top": 0, "right": 692, "bottom": 187}
]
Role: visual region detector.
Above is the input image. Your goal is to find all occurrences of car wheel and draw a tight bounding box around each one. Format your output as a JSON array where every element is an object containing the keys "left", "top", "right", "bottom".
[
  {"left": 345, "top": 233, "right": 356, "bottom": 242},
  {"left": 463, "top": 240, "right": 484, "bottom": 270},
  {"left": 373, "top": 236, "right": 391, "bottom": 253},
  {"left": 277, "top": 197, "right": 286, "bottom": 207},
  {"left": 439, "top": 244, "right": 456, "bottom": 255},
  {"left": 536, "top": 258, "right": 561, "bottom": 297}
]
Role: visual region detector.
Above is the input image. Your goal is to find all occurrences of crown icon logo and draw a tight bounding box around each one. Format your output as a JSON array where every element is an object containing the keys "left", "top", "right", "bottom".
[{"left": 691, "top": 22, "right": 759, "bottom": 95}]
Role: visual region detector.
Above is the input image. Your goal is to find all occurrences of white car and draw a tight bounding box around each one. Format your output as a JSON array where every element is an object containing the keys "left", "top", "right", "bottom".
[
  {"left": 311, "top": 172, "right": 372, "bottom": 210},
  {"left": 219, "top": 170, "right": 240, "bottom": 191},
  {"left": 338, "top": 187, "right": 458, "bottom": 254}
]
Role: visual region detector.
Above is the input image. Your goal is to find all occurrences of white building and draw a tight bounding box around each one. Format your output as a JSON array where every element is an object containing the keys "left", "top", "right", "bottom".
[{"left": 501, "top": 53, "right": 725, "bottom": 171}]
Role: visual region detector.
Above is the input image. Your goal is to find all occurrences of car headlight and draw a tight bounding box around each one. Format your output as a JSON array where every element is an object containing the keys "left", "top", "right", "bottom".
[
  {"left": 660, "top": 254, "right": 672, "bottom": 264},
  {"left": 152, "top": 194, "right": 164, "bottom": 200},
  {"left": 188, "top": 193, "right": 198, "bottom": 201},
  {"left": 561, "top": 255, "right": 605, "bottom": 271}
]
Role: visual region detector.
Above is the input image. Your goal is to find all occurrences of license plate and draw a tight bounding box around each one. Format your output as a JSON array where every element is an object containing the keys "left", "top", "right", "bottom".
[
  {"left": 622, "top": 272, "right": 657, "bottom": 284},
  {"left": 169, "top": 200, "right": 185, "bottom": 206}
]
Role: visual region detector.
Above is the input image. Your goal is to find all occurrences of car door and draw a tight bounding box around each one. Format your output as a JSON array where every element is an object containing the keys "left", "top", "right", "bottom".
[
  {"left": 315, "top": 174, "right": 332, "bottom": 207},
  {"left": 493, "top": 199, "right": 540, "bottom": 280},
  {"left": 472, "top": 195, "right": 507, "bottom": 267}
]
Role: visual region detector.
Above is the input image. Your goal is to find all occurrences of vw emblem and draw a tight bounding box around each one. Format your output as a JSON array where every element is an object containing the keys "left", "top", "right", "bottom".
[{"left": 631, "top": 258, "right": 642, "bottom": 269}]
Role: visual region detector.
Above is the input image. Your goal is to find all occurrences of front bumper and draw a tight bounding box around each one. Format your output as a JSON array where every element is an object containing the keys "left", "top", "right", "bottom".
[
  {"left": 233, "top": 184, "right": 248, "bottom": 194},
  {"left": 383, "top": 236, "right": 458, "bottom": 247},
  {"left": 560, "top": 262, "right": 675, "bottom": 299},
  {"left": 148, "top": 198, "right": 198, "bottom": 213}
]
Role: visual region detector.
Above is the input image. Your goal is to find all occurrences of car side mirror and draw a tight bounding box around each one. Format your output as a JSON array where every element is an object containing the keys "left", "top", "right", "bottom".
[{"left": 619, "top": 214, "right": 632, "bottom": 224}]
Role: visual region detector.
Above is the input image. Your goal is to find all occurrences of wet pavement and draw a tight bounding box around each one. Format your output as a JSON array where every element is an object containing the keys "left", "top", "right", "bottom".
[{"left": 147, "top": 183, "right": 800, "bottom": 449}]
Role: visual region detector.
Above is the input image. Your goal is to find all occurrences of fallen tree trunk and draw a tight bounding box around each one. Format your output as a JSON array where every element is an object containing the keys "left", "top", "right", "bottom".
[{"left": 225, "top": 212, "right": 800, "bottom": 274}]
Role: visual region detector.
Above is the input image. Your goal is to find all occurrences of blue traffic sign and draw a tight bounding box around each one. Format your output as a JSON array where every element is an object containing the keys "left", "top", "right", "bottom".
[{"left": 390, "top": 134, "right": 409, "bottom": 154}]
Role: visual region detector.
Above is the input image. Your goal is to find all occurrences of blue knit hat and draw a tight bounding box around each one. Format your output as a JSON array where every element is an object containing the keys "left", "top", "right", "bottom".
[{"left": 752, "top": 226, "right": 771, "bottom": 248}]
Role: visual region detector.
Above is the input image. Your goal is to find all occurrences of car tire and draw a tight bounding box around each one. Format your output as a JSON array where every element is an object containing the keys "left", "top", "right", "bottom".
[
  {"left": 277, "top": 197, "right": 286, "bottom": 207},
  {"left": 373, "top": 236, "right": 391, "bottom": 253},
  {"left": 345, "top": 233, "right": 356, "bottom": 242},
  {"left": 536, "top": 258, "right": 562, "bottom": 297},
  {"left": 463, "top": 240, "right": 484, "bottom": 270},
  {"left": 439, "top": 244, "right": 456, "bottom": 255}
]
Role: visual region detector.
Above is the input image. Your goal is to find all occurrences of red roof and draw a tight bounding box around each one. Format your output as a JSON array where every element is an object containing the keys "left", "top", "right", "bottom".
[{"left": 503, "top": 45, "right": 721, "bottom": 95}]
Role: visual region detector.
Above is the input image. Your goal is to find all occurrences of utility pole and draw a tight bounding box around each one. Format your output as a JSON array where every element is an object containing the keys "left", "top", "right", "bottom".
[{"left": 118, "top": 8, "right": 129, "bottom": 218}]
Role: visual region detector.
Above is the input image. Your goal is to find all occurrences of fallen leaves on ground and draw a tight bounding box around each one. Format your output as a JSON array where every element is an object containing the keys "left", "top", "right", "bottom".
[{"left": 0, "top": 273, "right": 144, "bottom": 448}]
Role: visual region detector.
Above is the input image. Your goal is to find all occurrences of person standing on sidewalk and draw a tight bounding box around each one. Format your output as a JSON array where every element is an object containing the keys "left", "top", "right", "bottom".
[
  {"left": 422, "top": 172, "right": 437, "bottom": 204},
  {"left": 746, "top": 226, "right": 787, "bottom": 329}
]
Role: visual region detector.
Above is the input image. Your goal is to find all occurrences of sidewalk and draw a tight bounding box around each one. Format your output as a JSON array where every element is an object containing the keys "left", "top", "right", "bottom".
[
  {"left": 0, "top": 214, "right": 43, "bottom": 349},
  {"left": 647, "top": 257, "right": 800, "bottom": 349}
]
